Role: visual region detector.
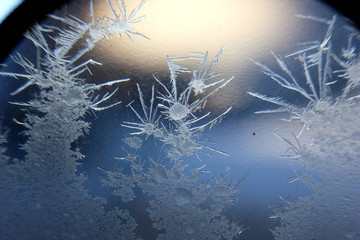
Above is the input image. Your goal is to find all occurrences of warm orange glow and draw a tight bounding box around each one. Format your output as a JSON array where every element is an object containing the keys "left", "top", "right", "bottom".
[{"left": 89, "top": 0, "right": 306, "bottom": 111}]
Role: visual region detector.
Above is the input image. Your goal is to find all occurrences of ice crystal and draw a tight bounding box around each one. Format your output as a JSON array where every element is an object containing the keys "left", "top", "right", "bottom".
[
  {"left": 122, "top": 84, "right": 162, "bottom": 138},
  {"left": 99, "top": 47, "right": 244, "bottom": 238},
  {"left": 124, "top": 135, "right": 143, "bottom": 149},
  {"left": 151, "top": 50, "right": 234, "bottom": 160},
  {"left": 0, "top": 0, "right": 147, "bottom": 238},
  {"left": 99, "top": 167, "right": 136, "bottom": 202},
  {"left": 99, "top": 144, "right": 247, "bottom": 239},
  {"left": 211, "top": 167, "right": 248, "bottom": 203},
  {"left": 187, "top": 46, "right": 229, "bottom": 95},
  {"left": 269, "top": 98, "right": 360, "bottom": 240},
  {"left": 115, "top": 147, "right": 139, "bottom": 162},
  {"left": 137, "top": 162, "right": 244, "bottom": 240},
  {"left": 121, "top": 49, "right": 233, "bottom": 162},
  {"left": 154, "top": 49, "right": 233, "bottom": 124},
  {"left": 1, "top": 0, "right": 244, "bottom": 238},
  {"left": 248, "top": 15, "right": 340, "bottom": 137},
  {"left": 102, "top": 0, "right": 149, "bottom": 42},
  {"left": 249, "top": 14, "right": 360, "bottom": 239}
]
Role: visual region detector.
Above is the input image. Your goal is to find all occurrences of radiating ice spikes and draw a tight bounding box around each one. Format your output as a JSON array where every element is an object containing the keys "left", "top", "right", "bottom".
[
  {"left": 250, "top": 15, "right": 337, "bottom": 101},
  {"left": 247, "top": 15, "right": 350, "bottom": 143},
  {"left": 154, "top": 72, "right": 192, "bottom": 122},
  {"left": 247, "top": 92, "right": 301, "bottom": 116},
  {"left": 24, "top": 24, "right": 53, "bottom": 57},
  {"left": 1, "top": 54, "right": 43, "bottom": 96},
  {"left": 121, "top": 84, "right": 163, "bottom": 138},
  {"left": 198, "top": 143, "right": 229, "bottom": 156},
  {"left": 155, "top": 68, "right": 233, "bottom": 123},
  {"left": 187, "top": 46, "right": 226, "bottom": 95},
  {"left": 287, "top": 168, "right": 313, "bottom": 186},
  {"left": 103, "top": 0, "right": 149, "bottom": 42},
  {"left": 188, "top": 106, "right": 232, "bottom": 133},
  {"left": 91, "top": 88, "right": 121, "bottom": 111},
  {"left": 162, "top": 109, "right": 232, "bottom": 159},
  {"left": 85, "top": 78, "right": 130, "bottom": 91},
  {"left": 211, "top": 168, "right": 248, "bottom": 203},
  {"left": 250, "top": 54, "right": 316, "bottom": 103},
  {"left": 152, "top": 49, "right": 234, "bottom": 161},
  {"left": 115, "top": 147, "right": 138, "bottom": 163},
  {"left": 48, "top": 14, "right": 92, "bottom": 61},
  {"left": 273, "top": 132, "right": 307, "bottom": 161}
]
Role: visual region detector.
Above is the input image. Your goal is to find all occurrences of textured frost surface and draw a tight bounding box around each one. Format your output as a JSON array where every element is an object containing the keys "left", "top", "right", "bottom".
[
  {"left": 1, "top": 0, "right": 359, "bottom": 239},
  {"left": 249, "top": 13, "right": 360, "bottom": 240}
]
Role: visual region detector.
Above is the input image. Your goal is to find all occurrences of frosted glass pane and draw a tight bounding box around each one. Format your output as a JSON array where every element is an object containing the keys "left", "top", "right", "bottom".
[{"left": 0, "top": 0, "right": 359, "bottom": 239}]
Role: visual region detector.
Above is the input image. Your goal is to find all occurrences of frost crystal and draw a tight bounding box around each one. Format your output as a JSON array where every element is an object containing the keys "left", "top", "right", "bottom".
[
  {"left": 100, "top": 47, "right": 245, "bottom": 239},
  {"left": 102, "top": 0, "right": 149, "bottom": 42},
  {"left": 188, "top": 46, "right": 228, "bottom": 95},
  {"left": 124, "top": 136, "right": 143, "bottom": 149},
  {"left": 0, "top": 0, "right": 148, "bottom": 238},
  {"left": 249, "top": 14, "right": 360, "bottom": 239},
  {"left": 150, "top": 49, "right": 234, "bottom": 160},
  {"left": 248, "top": 15, "right": 339, "bottom": 137},
  {"left": 1, "top": 0, "right": 246, "bottom": 238},
  {"left": 122, "top": 84, "right": 162, "bottom": 138},
  {"left": 139, "top": 164, "right": 244, "bottom": 240},
  {"left": 154, "top": 49, "right": 234, "bottom": 124}
]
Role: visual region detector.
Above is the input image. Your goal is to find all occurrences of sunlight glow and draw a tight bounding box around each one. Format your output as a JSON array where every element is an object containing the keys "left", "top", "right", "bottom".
[{"left": 90, "top": 0, "right": 305, "bottom": 111}]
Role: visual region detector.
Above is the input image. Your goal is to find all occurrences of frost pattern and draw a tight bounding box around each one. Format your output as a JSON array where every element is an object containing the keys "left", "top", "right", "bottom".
[
  {"left": 0, "top": 0, "right": 245, "bottom": 239},
  {"left": 101, "top": 49, "right": 246, "bottom": 239},
  {"left": 153, "top": 50, "right": 233, "bottom": 160},
  {"left": 143, "top": 167, "right": 244, "bottom": 240},
  {"left": 249, "top": 14, "right": 360, "bottom": 239},
  {"left": 102, "top": 156, "right": 246, "bottom": 240},
  {"left": 121, "top": 84, "right": 162, "bottom": 139},
  {"left": 0, "top": 0, "right": 148, "bottom": 239}
]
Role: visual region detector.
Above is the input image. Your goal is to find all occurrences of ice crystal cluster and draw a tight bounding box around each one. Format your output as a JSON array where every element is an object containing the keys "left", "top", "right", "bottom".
[
  {"left": 0, "top": 0, "right": 243, "bottom": 239},
  {"left": 102, "top": 159, "right": 244, "bottom": 240},
  {"left": 249, "top": 15, "right": 360, "bottom": 239},
  {"left": 102, "top": 41, "right": 245, "bottom": 239}
]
